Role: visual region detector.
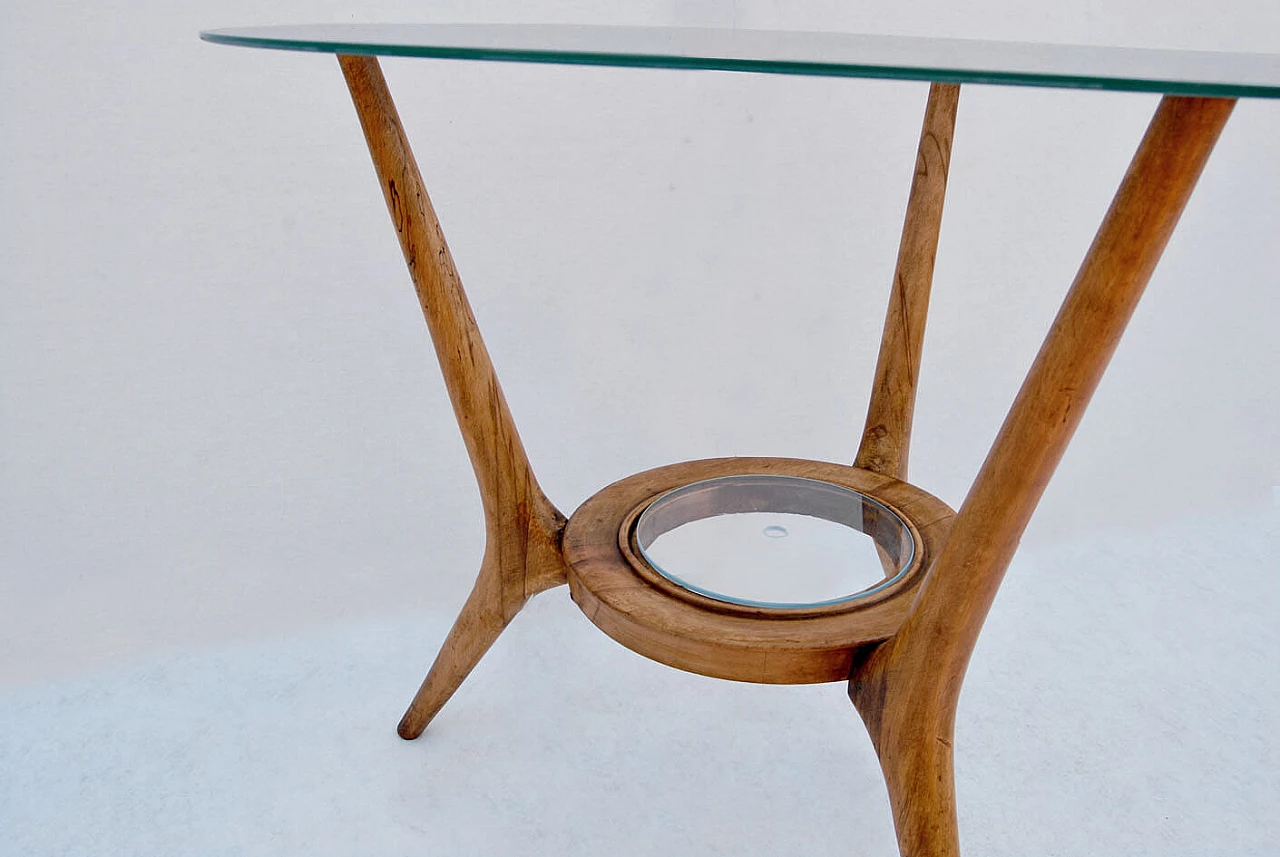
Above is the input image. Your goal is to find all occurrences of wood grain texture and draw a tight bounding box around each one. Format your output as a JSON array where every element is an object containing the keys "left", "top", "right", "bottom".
[
  {"left": 564, "top": 457, "right": 954, "bottom": 684},
  {"left": 334, "top": 55, "right": 1233, "bottom": 854},
  {"left": 848, "top": 95, "right": 1235, "bottom": 857},
  {"left": 337, "top": 54, "right": 569, "bottom": 740},
  {"left": 856, "top": 83, "right": 960, "bottom": 480}
]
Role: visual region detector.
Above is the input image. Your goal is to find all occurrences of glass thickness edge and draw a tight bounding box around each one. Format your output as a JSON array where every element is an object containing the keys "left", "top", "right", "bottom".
[{"left": 199, "top": 27, "right": 1280, "bottom": 99}]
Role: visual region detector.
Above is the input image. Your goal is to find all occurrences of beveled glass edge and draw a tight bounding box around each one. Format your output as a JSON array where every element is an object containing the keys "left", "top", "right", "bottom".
[
  {"left": 634, "top": 474, "right": 917, "bottom": 610},
  {"left": 199, "top": 27, "right": 1280, "bottom": 99}
]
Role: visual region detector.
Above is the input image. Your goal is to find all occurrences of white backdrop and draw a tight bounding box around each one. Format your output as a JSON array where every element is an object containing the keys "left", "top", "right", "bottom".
[{"left": 1, "top": 2, "right": 1278, "bottom": 854}]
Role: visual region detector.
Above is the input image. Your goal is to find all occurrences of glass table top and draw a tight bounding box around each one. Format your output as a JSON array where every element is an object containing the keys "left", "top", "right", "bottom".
[{"left": 199, "top": 24, "right": 1280, "bottom": 99}]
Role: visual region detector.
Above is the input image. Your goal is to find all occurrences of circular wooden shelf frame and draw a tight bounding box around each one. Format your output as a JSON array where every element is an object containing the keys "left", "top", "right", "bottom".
[{"left": 564, "top": 457, "right": 955, "bottom": 684}]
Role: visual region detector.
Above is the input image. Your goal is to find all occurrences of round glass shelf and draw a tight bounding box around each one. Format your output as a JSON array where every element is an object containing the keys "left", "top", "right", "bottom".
[{"left": 634, "top": 474, "right": 915, "bottom": 609}]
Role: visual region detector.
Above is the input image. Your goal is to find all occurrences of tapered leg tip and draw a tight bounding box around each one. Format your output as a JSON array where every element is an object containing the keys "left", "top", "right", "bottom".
[{"left": 397, "top": 714, "right": 426, "bottom": 740}]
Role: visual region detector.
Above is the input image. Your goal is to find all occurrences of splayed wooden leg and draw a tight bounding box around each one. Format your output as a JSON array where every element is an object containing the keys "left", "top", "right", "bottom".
[
  {"left": 337, "top": 54, "right": 569, "bottom": 739},
  {"left": 857, "top": 83, "right": 960, "bottom": 482},
  {"left": 851, "top": 95, "right": 1235, "bottom": 856}
]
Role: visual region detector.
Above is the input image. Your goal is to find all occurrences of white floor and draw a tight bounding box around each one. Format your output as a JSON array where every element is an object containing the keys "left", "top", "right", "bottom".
[{"left": 3, "top": 507, "right": 1276, "bottom": 856}]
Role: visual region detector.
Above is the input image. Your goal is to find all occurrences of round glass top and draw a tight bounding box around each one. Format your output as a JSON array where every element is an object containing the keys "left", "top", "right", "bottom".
[
  {"left": 634, "top": 474, "right": 915, "bottom": 609},
  {"left": 200, "top": 24, "right": 1280, "bottom": 99}
]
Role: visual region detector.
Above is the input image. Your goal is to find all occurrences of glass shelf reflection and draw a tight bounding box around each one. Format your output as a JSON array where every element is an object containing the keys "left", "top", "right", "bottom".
[{"left": 634, "top": 474, "right": 915, "bottom": 609}]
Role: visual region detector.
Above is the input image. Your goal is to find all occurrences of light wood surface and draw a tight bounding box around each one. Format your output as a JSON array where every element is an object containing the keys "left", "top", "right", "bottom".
[
  {"left": 333, "top": 54, "right": 1236, "bottom": 855},
  {"left": 857, "top": 83, "right": 960, "bottom": 481},
  {"left": 564, "top": 457, "right": 954, "bottom": 684},
  {"left": 848, "top": 94, "right": 1235, "bottom": 857},
  {"left": 338, "top": 54, "right": 570, "bottom": 740}
]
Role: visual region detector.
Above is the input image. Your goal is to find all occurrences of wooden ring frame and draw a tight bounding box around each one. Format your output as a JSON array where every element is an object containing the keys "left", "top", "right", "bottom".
[{"left": 563, "top": 457, "right": 955, "bottom": 684}]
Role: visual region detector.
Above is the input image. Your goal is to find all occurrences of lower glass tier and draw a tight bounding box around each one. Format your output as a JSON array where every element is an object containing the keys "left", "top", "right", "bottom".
[{"left": 634, "top": 473, "right": 914, "bottom": 609}]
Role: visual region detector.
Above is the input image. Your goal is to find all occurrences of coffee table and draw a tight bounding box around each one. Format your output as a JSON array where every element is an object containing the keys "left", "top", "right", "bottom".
[{"left": 200, "top": 25, "right": 1280, "bottom": 856}]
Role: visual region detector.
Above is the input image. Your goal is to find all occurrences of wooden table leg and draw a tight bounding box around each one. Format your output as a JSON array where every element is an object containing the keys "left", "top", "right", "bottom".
[
  {"left": 337, "top": 54, "right": 570, "bottom": 740},
  {"left": 849, "top": 95, "right": 1235, "bottom": 856},
  {"left": 857, "top": 82, "right": 960, "bottom": 482}
]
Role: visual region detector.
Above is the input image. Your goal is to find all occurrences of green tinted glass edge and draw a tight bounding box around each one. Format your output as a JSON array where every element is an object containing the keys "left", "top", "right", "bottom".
[{"left": 199, "top": 29, "right": 1280, "bottom": 99}]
